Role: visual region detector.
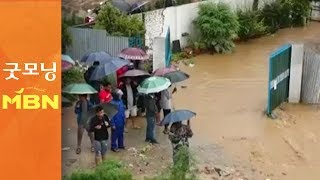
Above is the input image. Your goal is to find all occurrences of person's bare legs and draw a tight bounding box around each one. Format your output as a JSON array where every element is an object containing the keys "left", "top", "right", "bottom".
[
  {"left": 124, "top": 118, "right": 129, "bottom": 133},
  {"left": 132, "top": 117, "right": 140, "bottom": 129},
  {"left": 95, "top": 155, "right": 101, "bottom": 166}
]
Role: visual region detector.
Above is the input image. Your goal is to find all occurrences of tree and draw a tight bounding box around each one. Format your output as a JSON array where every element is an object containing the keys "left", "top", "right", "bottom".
[
  {"left": 94, "top": 2, "right": 145, "bottom": 37},
  {"left": 252, "top": 0, "right": 259, "bottom": 10},
  {"left": 62, "top": 20, "right": 72, "bottom": 54}
]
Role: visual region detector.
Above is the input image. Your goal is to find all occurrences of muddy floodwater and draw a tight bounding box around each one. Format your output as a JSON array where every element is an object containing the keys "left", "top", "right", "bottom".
[{"left": 62, "top": 23, "right": 320, "bottom": 180}]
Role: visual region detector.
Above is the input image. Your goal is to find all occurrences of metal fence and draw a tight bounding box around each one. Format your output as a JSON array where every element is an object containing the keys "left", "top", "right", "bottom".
[
  {"left": 301, "top": 48, "right": 320, "bottom": 104},
  {"left": 66, "top": 28, "right": 143, "bottom": 60},
  {"left": 267, "top": 44, "right": 292, "bottom": 115}
]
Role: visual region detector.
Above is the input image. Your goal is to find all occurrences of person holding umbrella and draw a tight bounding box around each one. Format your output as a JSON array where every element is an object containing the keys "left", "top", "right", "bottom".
[
  {"left": 144, "top": 93, "right": 159, "bottom": 144},
  {"left": 160, "top": 85, "right": 177, "bottom": 134},
  {"left": 160, "top": 110, "right": 196, "bottom": 167},
  {"left": 138, "top": 76, "right": 171, "bottom": 144},
  {"left": 84, "top": 61, "right": 101, "bottom": 105},
  {"left": 74, "top": 94, "right": 95, "bottom": 154},
  {"left": 169, "top": 120, "right": 193, "bottom": 167},
  {"left": 120, "top": 78, "right": 140, "bottom": 129}
]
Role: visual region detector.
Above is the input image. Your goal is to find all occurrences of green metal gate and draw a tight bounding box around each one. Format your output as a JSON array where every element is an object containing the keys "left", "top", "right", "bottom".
[
  {"left": 267, "top": 44, "right": 292, "bottom": 115},
  {"left": 165, "top": 27, "right": 171, "bottom": 67}
]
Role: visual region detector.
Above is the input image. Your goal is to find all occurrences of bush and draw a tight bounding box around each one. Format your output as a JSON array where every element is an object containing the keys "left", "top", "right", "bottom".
[
  {"left": 260, "top": 1, "right": 282, "bottom": 33},
  {"left": 146, "top": 147, "right": 197, "bottom": 180},
  {"left": 62, "top": 20, "right": 72, "bottom": 54},
  {"left": 94, "top": 2, "right": 145, "bottom": 37},
  {"left": 280, "top": 0, "right": 310, "bottom": 27},
  {"left": 237, "top": 9, "right": 267, "bottom": 40},
  {"left": 260, "top": 0, "right": 310, "bottom": 33},
  {"left": 195, "top": 2, "right": 239, "bottom": 53},
  {"left": 65, "top": 160, "right": 133, "bottom": 180}
]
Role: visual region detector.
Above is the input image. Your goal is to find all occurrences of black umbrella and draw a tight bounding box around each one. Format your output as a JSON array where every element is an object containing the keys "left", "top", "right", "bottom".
[
  {"left": 163, "top": 70, "right": 190, "bottom": 83},
  {"left": 81, "top": 51, "right": 112, "bottom": 64},
  {"left": 88, "top": 103, "right": 119, "bottom": 119},
  {"left": 112, "top": 0, "right": 131, "bottom": 13}
]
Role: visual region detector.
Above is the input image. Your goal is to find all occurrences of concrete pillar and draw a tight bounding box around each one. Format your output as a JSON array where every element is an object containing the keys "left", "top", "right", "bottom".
[
  {"left": 289, "top": 44, "right": 304, "bottom": 103},
  {"left": 152, "top": 37, "right": 166, "bottom": 72}
]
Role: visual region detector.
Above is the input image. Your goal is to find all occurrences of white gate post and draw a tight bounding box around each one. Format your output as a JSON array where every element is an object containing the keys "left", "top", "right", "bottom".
[{"left": 288, "top": 44, "right": 304, "bottom": 103}]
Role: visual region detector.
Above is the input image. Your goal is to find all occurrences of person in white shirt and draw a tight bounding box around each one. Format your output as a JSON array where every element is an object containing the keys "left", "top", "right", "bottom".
[{"left": 161, "top": 85, "right": 177, "bottom": 134}]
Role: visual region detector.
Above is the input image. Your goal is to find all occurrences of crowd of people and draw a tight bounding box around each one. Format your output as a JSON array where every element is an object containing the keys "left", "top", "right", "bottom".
[{"left": 74, "top": 60, "right": 193, "bottom": 167}]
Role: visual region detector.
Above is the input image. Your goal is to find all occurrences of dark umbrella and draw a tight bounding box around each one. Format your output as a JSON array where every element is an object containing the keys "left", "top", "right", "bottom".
[
  {"left": 163, "top": 70, "right": 190, "bottom": 83},
  {"left": 119, "top": 69, "right": 150, "bottom": 78},
  {"left": 81, "top": 51, "right": 112, "bottom": 64},
  {"left": 160, "top": 110, "right": 196, "bottom": 126},
  {"left": 88, "top": 103, "right": 119, "bottom": 119},
  {"left": 112, "top": 0, "right": 131, "bottom": 13},
  {"left": 130, "top": 1, "right": 149, "bottom": 14},
  {"left": 119, "top": 47, "right": 149, "bottom": 61},
  {"left": 90, "top": 57, "right": 129, "bottom": 81}
]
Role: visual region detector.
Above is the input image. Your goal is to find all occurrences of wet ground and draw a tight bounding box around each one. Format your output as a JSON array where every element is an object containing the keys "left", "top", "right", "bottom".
[{"left": 62, "top": 22, "right": 320, "bottom": 180}]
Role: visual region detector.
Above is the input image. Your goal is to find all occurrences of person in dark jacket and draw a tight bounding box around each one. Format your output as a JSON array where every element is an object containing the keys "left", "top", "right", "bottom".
[
  {"left": 120, "top": 78, "right": 139, "bottom": 129},
  {"left": 144, "top": 93, "right": 160, "bottom": 144},
  {"left": 84, "top": 61, "right": 100, "bottom": 105},
  {"left": 74, "top": 94, "right": 94, "bottom": 154},
  {"left": 110, "top": 92, "right": 126, "bottom": 152},
  {"left": 89, "top": 105, "right": 111, "bottom": 166}
]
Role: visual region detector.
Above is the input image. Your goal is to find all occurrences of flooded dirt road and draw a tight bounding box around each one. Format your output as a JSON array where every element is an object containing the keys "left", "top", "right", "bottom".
[{"left": 62, "top": 23, "right": 320, "bottom": 180}]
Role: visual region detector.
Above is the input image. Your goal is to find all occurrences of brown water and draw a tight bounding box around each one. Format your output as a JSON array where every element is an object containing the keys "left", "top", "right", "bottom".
[{"left": 62, "top": 23, "right": 320, "bottom": 180}]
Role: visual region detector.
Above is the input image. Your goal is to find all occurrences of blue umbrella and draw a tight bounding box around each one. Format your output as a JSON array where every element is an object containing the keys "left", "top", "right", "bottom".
[
  {"left": 90, "top": 57, "right": 129, "bottom": 81},
  {"left": 81, "top": 51, "right": 112, "bottom": 64},
  {"left": 160, "top": 110, "right": 196, "bottom": 126}
]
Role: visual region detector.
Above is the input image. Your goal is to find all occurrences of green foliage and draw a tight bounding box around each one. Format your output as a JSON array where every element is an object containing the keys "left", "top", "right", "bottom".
[
  {"left": 155, "top": 0, "right": 165, "bottom": 9},
  {"left": 172, "top": 52, "right": 193, "bottom": 63},
  {"left": 280, "top": 0, "right": 310, "bottom": 27},
  {"left": 260, "top": 1, "right": 282, "bottom": 33},
  {"left": 63, "top": 15, "right": 84, "bottom": 26},
  {"left": 195, "top": 2, "right": 239, "bottom": 53},
  {"left": 62, "top": 20, "right": 72, "bottom": 54},
  {"left": 94, "top": 3, "right": 145, "bottom": 37},
  {"left": 65, "top": 160, "right": 133, "bottom": 180},
  {"left": 176, "top": 0, "right": 192, "bottom": 5},
  {"left": 237, "top": 9, "right": 267, "bottom": 40},
  {"left": 146, "top": 147, "right": 197, "bottom": 180},
  {"left": 260, "top": 0, "right": 310, "bottom": 33}
]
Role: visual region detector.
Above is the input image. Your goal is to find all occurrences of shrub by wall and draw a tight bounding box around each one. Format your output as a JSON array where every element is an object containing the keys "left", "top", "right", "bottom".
[{"left": 195, "top": 2, "right": 239, "bottom": 53}]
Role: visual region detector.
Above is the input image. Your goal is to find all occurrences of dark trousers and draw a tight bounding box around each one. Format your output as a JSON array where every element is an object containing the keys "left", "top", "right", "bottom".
[
  {"left": 90, "top": 94, "right": 100, "bottom": 105},
  {"left": 111, "top": 126, "right": 124, "bottom": 149},
  {"left": 163, "top": 109, "right": 171, "bottom": 129}
]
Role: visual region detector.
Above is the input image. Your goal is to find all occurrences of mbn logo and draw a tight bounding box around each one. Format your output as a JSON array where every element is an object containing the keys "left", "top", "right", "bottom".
[{"left": 2, "top": 88, "right": 59, "bottom": 109}]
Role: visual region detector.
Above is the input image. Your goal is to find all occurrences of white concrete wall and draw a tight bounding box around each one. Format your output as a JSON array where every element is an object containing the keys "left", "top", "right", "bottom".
[
  {"left": 143, "top": 0, "right": 274, "bottom": 49},
  {"left": 311, "top": 2, "right": 320, "bottom": 21},
  {"left": 289, "top": 44, "right": 304, "bottom": 103}
]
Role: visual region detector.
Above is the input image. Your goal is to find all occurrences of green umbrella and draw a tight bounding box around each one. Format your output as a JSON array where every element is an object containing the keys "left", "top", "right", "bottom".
[
  {"left": 164, "top": 70, "right": 190, "bottom": 83},
  {"left": 137, "top": 76, "right": 171, "bottom": 94},
  {"left": 62, "top": 83, "right": 98, "bottom": 94}
]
